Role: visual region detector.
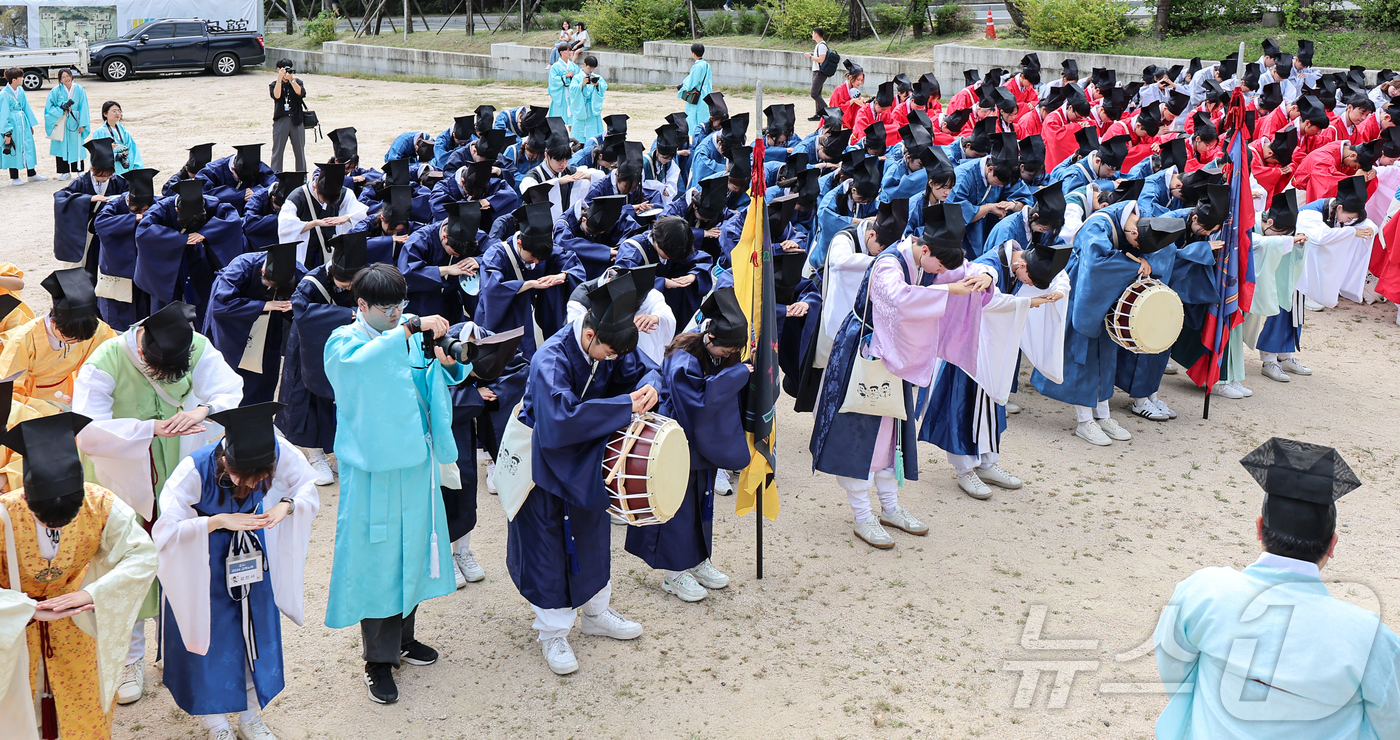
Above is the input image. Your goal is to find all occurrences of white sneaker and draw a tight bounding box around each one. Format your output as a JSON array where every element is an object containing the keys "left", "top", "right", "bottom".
[
  {"left": 957, "top": 473, "right": 993, "bottom": 500},
  {"left": 116, "top": 661, "right": 145, "bottom": 704},
  {"left": 713, "top": 469, "right": 735, "bottom": 496},
  {"left": 9, "top": 178, "right": 23, "bottom": 186},
  {"left": 453, "top": 558, "right": 466, "bottom": 589},
  {"left": 1074, "top": 420, "right": 1111, "bottom": 446},
  {"left": 580, "top": 608, "right": 643, "bottom": 640},
  {"left": 1279, "top": 357, "right": 1311, "bottom": 376},
  {"left": 1213, "top": 381, "right": 1244, "bottom": 399},
  {"left": 610, "top": 512, "right": 628, "bottom": 525},
  {"left": 454, "top": 550, "right": 485, "bottom": 583},
  {"left": 1261, "top": 362, "right": 1290, "bottom": 382},
  {"left": 1362, "top": 274, "right": 1382, "bottom": 304},
  {"left": 485, "top": 460, "right": 497, "bottom": 494},
  {"left": 1229, "top": 380, "right": 1253, "bottom": 397},
  {"left": 237, "top": 714, "right": 278, "bottom": 740},
  {"left": 976, "top": 464, "right": 1023, "bottom": 489},
  {"left": 690, "top": 559, "right": 730, "bottom": 589},
  {"left": 1131, "top": 398, "right": 1170, "bottom": 421},
  {"left": 1097, "top": 417, "right": 1131, "bottom": 441},
  {"left": 1303, "top": 297, "right": 1323, "bottom": 312},
  {"left": 852, "top": 518, "right": 895, "bottom": 549},
  {"left": 309, "top": 458, "right": 334, "bottom": 486},
  {"left": 211, "top": 729, "right": 236, "bottom": 740},
  {"left": 879, "top": 504, "right": 929, "bottom": 534},
  {"left": 541, "top": 636, "right": 578, "bottom": 675},
  {"left": 1005, "top": 401, "right": 1021, "bottom": 414},
  {"left": 58, "top": 172, "right": 71, "bottom": 181},
  {"left": 1163, "top": 361, "right": 1179, "bottom": 375},
  {"left": 661, "top": 571, "right": 707, "bottom": 602},
  {"left": 1151, "top": 397, "right": 1177, "bottom": 419},
  {"left": 27, "top": 173, "right": 47, "bottom": 182}
]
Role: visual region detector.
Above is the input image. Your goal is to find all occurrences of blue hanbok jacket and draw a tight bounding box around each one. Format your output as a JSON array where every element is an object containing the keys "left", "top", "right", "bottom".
[
  {"left": 134, "top": 194, "right": 244, "bottom": 324},
  {"left": 197, "top": 156, "right": 277, "bottom": 215},
  {"left": 477, "top": 236, "right": 586, "bottom": 359}
]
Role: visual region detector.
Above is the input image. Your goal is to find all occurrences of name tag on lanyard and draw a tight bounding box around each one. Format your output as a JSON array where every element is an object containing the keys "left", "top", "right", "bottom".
[{"left": 227, "top": 551, "right": 265, "bottom": 587}]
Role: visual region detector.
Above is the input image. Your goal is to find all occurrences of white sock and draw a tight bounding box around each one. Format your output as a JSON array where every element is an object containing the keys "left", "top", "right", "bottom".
[
  {"left": 453, "top": 533, "right": 472, "bottom": 556},
  {"left": 126, "top": 619, "right": 146, "bottom": 665},
  {"left": 1260, "top": 351, "right": 1277, "bottom": 363},
  {"left": 664, "top": 569, "right": 684, "bottom": 580},
  {"left": 200, "top": 715, "right": 231, "bottom": 732}
]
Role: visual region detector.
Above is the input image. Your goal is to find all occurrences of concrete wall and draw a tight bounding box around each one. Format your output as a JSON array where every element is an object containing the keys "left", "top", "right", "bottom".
[{"left": 267, "top": 39, "right": 1351, "bottom": 92}]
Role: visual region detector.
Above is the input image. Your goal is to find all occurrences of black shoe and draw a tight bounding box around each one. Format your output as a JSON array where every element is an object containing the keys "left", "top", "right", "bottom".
[
  {"left": 399, "top": 640, "right": 439, "bottom": 666},
  {"left": 364, "top": 662, "right": 398, "bottom": 704},
  {"left": 806, "top": 115, "right": 822, "bottom": 121}
]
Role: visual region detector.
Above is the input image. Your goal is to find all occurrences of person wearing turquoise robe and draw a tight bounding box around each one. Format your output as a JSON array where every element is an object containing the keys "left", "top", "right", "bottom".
[
  {"left": 321, "top": 263, "right": 468, "bottom": 705},
  {"left": 44, "top": 71, "right": 89, "bottom": 178},
  {"left": 678, "top": 44, "right": 713, "bottom": 131},
  {"left": 548, "top": 45, "right": 580, "bottom": 120},
  {"left": 567, "top": 56, "right": 607, "bottom": 140},
  {"left": 1, "top": 70, "right": 40, "bottom": 182},
  {"left": 1154, "top": 438, "right": 1400, "bottom": 740},
  {"left": 88, "top": 101, "right": 144, "bottom": 176}
]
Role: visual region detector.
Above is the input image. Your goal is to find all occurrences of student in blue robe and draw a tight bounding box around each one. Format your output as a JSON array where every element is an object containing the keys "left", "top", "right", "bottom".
[
  {"left": 432, "top": 115, "right": 477, "bottom": 170},
  {"left": 243, "top": 171, "right": 304, "bottom": 252},
  {"left": 810, "top": 156, "right": 881, "bottom": 270},
  {"left": 275, "top": 233, "right": 365, "bottom": 487},
  {"left": 1050, "top": 132, "right": 1128, "bottom": 195},
  {"left": 616, "top": 215, "right": 713, "bottom": 327},
  {"left": 567, "top": 56, "right": 607, "bottom": 139},
  {"left": 441, "top": 122, "right": 508, "bottom": 175},
  {"left": 52, "top": 140, "right": 128, "bottom": 281},
  {"left": 384, "top": 130, "right": 435, "bottom": 163},
  {"left": 501, "top": 129, "right": 546, "bottom": 194},
  {"left": 1030, "top": 204, "right": 1186, "bottom": 446},
  {"left": 689, "top": 113, "right": 747, "bottom": 189},
  {"left": 941, "top": 118, "right": 995, "bottom": 167},
  {"left": 92, "top": 168, "right": 158, "bottom": 330},
  {"left": 162, "top": 142, "right": 216, "bottom": 198},
  {"left": 494, "top": 104, "right": 548, "bottom": 140},
  {"left": 327, "top": 126, "right": 383, "bottom": 199},
  {"left": 429, "top": 156, "right": 520, "bottom": 229},
  {"left": 947, "top": 136, "right": 1021, "bottom": 259},
  {"left": 478, "top": 202, "right": 586, "bottom": 360},
  {"left": 398, "top": 202, "right": 485, "bottom": 323},
  {"left": 507, "top": 272, "right": 661, "bottom": 675},
  {"left": 205, "top": 243, "right": 305, "bottom": 406},
  {"left": 154, "top": 402, "right": 319, "bottom": 740},
  {"left": 554, "top": 194, "right": 636, "bottom": 280},
  {"left": 584, "top": 142, "right": 657, "bottom": 221},
  {"left": 1004, "top": 135, "right": 1051, "bottom": 205},
  {"left": 198, "top": 144, "right": 277, "bottom": 215},
  {"left": 135, "top": 179, "right": 245, "bottom": 326},
  {"left": 323, "top": 264, "right": 468, "bottom": 705},
  {"left": 1154, "top": 439, "right": 1400, "bottom": 739},
  {"left": 354, "top": 184, "right": 425, "bottom": 265},
  {"left": 548, "top": 44, "right": 580, "bottom": 118},
  {"left": 625, "top": 288, "right": 749, "bottom": 602}
]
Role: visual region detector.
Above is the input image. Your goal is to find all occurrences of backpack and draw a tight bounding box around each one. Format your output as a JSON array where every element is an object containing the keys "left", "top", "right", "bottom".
[{"left": 818, "top": 47, "right": 840, "bottom": 78}]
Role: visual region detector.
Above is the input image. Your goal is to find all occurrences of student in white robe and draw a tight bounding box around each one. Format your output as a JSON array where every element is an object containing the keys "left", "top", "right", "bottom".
[
  {"left": 565, "top": 265, "right": 675, "bottom": 366},
  {"left": 1287, "top": 176, "right": 1375, "bottom": 377},
  {"left": 276, "top": 161, "right": 370, "bottom": 270},
  {"left": 1154, "top": 438, "right": 1400, "bottom": 738}
]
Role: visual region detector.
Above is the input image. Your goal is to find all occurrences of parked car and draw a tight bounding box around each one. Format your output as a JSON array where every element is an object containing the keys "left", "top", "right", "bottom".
[
  {"left": 0, "top": 41, "right": 89, "bottom": 91},
  {"left": 87, "top": 19, "right": 266, "bottom": 82}
]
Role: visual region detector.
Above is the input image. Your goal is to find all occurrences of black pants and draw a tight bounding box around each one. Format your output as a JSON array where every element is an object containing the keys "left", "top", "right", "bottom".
[
  {"left": 360, "top": 607, "right": 417, "bottom": 666},
  {"left": 55, "top": 157, "right": 84, "bottom": 174},
  {"left": 7, "top": 168, "right": 36, "bottom": 179},
  {"left": 810, "top": 71, "right": 827, "bottom": 116}
]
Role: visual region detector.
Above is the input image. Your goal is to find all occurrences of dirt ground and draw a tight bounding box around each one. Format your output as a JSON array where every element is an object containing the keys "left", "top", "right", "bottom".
[{"left": 7, "top": 70, "right": 1400, "bottom": 740}]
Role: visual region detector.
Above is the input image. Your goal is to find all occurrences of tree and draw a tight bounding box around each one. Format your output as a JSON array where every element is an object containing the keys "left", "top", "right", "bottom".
[{"left": 1153, "top": 0, "right": 1170, "bottom": 39}]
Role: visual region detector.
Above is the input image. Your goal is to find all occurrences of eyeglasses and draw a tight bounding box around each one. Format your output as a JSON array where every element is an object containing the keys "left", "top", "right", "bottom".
[{"left": 372, "top": 300, "right": 408, "bottom": 315}]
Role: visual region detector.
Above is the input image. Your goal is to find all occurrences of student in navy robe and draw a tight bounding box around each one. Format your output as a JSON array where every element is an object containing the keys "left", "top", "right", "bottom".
[
  {"left": 616, "top": 215, "right": 713, "bottom": 327},
  {"left": 584, "top": 142, "right": 657, "bottom": 220},
  {"left": 441, "top": 126, "right": 508, "bottom": 175},
  {"left": 488, "top": 182, "right": 552, "bottom": 246},
  {"left": 276, "top": 161, "right": 371, "bottom": 270},
  {"left": 624, "top": 288, "right": 750, "bottom": 602},
  {"left": 135, "top": 179, "right": 245, "bottom": 325},
  {"left": 93, "top": 168, "right": 158, "bottom": 330},
  {"left": 205, "top": 243, "right": 305, "bottom": 407},
  {"left": 53, "top": 139, "right": 128, "bottom": 281},
  {"left": 198, "top": 144, "right": 277, "bottom": 216},
  {"left": 432, "top": 115, "right": 477, "bottom": 170},
  {"left": 520, "top": 118, "right": 602, "bottom": 223},
  {"left": 507, "top": 274, "right": 660, "bottom": 676},
  {"left": 398, "top": 201, "right": 485, "bottom": 323},
  {"left": 327, "top": 127, "right": 383, "bottom": 199},
  {"left": 276, "top": 233, "right": 366, "bottom": 487},
  {"left": 429, "top": 157, "right": 519, "bottom": 228},
  {"left": 553, "top": 194, "right": 637, "bottom": 280},
  {"left": 243, "top": 171, "right": 305, "bottom": 252},
  {"left": 153, "top": 402, "right": 319, "bottom": 740},
  {"left": 479, "top": 202, "right": 587, "bottom": 360},
  {"left": 383, "top": 130, "right": 435, "bottom": 164},
  {"left": 353, "top": 184, "right": 424, "bottom": 265},
  {"left": 359, "top": 159, "right": 434, "bottom": 226},
  {"left": 162, "top": 142, "right": 215, "bottom": 197},
  {"left": 438, "top": 324, "right": 528, "bottom": 589}
]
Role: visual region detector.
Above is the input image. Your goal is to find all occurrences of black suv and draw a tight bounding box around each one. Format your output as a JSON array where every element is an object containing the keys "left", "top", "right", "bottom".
[{"left": 87, "top": 19, "right": 267, "bottom": 82}]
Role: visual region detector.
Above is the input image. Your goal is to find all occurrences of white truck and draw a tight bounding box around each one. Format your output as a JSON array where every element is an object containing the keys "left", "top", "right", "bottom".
[{"left": 0, "top": 39, "right": 90, "bottom": 91}]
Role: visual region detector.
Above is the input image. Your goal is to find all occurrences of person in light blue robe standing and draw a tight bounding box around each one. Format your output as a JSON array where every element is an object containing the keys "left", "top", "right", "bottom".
[
  {"left": 44, "top": 70, "right": 89, "bottom": 178},
  {"left": 1154, "top": 438, "right": 1400, "bottom": 740},
  {"left": 678, "top": 44, "right": 713, "bottom": 129},
  {"left": 88, "top": 100, "right": 143, "bottom": 175},
  {"left": 548, "top": 45, "right": 580, "bottom": 120},
  {"left": 323, "top": 263, "right": 468, "bottom": 705},
  {"left": 567, "top": 56, "right": 607, "bottom": 140},
  {"left": 1, "top": 69, "right": 40, "bottom": 182}
]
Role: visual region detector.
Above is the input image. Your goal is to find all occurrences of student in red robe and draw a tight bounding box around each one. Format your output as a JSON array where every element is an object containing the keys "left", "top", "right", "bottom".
[
  {"left": 851, "top": 81, "right": 897, "bottom": 146},
  {"left": 1006, "top": 54, "right": 1041, "bottom": 117},
  {"left": 1292, "top": 96, "right": 1338, "bottom": 169},
  {"left": 1294, "top": 138, "right": 1393, "bottom": 202},
  {"left": 1249, "top": 128, "right": 1299, "bottom": 204},
  {"left": 1352, "top": 99, "right": 1394, "bottom": 144},
  {"left": 1330, "top": 94, "right": 1376, "bottom": 143},
  {"left": 1042, "top": 85, "right": 1093, "bottom": 172},
  {"left": 826, "top": 60, "right": 866, "bottom": 131},
  {"left": 1015, "top": 87, "right": 1064, "bottom": 140}
]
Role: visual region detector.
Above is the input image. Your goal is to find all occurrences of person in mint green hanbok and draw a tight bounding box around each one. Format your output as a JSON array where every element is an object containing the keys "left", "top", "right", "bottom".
[
  {"left": 44, "top": 69, "right": 89, "bottom": 179},
  {"left": 1153, "top": 438, "right": 1400, "bottom": 740},
  {"left": 1, "top": 68, "right": 41, "bottom": 184},
  {"left": 87, "top": 101, "right": 143, "bottom": 176},
  {"left": 321, "top": 263, "right": 469, "bottom": 706},
  {"left": 567, "top": 55, "right": 607, "bottom": 140},
  {"left": 547, "top": 44, "right": 580, "bottom": 120},
  {"left": 677, "top": 44, "right": 713, "bottom": 130}
]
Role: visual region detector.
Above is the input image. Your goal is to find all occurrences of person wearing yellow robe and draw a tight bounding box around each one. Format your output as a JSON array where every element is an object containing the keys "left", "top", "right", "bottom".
[
  {"left": 0, "top": 262, "right": 35, "bottom": 341},
  {"left": 0, "top": 414, "right": 157, "bottom": 740}
]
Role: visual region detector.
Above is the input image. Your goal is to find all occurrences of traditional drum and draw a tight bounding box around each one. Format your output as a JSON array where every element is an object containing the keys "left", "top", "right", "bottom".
[
  {"left": 601, "top": 412, "right": 690, "bottom": 526},
  {"left": 1105, "top": 278, "right": 1184, "bottom": 354}
]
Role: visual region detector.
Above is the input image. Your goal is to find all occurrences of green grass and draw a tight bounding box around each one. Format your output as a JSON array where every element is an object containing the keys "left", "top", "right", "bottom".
[{"left": 265, "top": 29, "right": 561, "bottom": 55}]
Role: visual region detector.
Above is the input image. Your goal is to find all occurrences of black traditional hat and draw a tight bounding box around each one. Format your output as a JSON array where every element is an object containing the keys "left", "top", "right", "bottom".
[
  {"left": 1167, "top": 64, "right": 1184, "bottom": 83},
  {"left": 863, "top": 121, "right": 887, "bottom": 155},
  {"left": 919, "top": 72, "right": 942, "bottom": 97},
  {"left": 587, "top": 194, "right": 627, "bottom": 234},
  {"left": 921, "top": 202, "right": 966, "bottom": 250},
  {"left": 1297, "top": 39, "right": 1315, "bottom": 66},
  {"left": 874, "top": 198, "right": 909, "bottom": 246},
  {"left": 1039, "top": 85, "right": 1066, "bottom": 112},
  {"left": 521, "top": 105, "right": 551, "bottom": 132},
  {"left": 773, "top": 250, "right": 806, "bottom": 305},
  {"left": 963, "top": 68, "right": 980, "bottom": 88},
  {"left": 232, "top": 144, "right": 264, "bottom": 184},
  {"left": 850, "top": 156, "right": 882, "bottom": 199},
  {"left": 1074, "top": 126, "right": 1100, "bottom": 158},
  {"left": 315, "top": 162, "right": 348, "bottom": 197},
  {"left": 1133, "top": 217, "right": 1187, "bottom": 255},
  {"left": 1353, "top": 139, "right": 1380, "bottom": 172},
  {"left": 1102, "top": 88, "right": 1129, "bottom": 120},
  {"left": 452, "top": 115, "right": 475, "bottom": 141},
  {"left": 585, "top": 266, "right": 642, "bottom": 336},
  {"left": 768, "top": 191, "right": 799, "bottom": 231},
  {"left": 665, "top": 111, "right": 690, "bottom": 138},
  {"left": 704, "top": 92, "right": 729, "bottom": 120},
  {"left": 700, "top": 287, "right": 748, "bottom": 345},
  {"left": 603, "top": 114, "right": 629, "bottom": 138},
  {"left": 139, "top": 301, "right": 196, "bottom": 365},
  {"left": 1020, "top": 53, "right": 1041, "bottom": 85},
  {"left": 261, "top": 242, "right": 299, "bottom": 288},
  {"left": 899, "top": 123, "right": 934, "bottom": 157},
  {"left": 513, "top": 201, "right": 553, "bottom": 252},
  {"left": 175, "top": 179, "right": 206, "bottom": 224},
  {"left": 1242, "top": 63, "right": 1262, "bottom": 91},
  {"left": 1019, "top": 134, "right": 1046, "bottom": 172},
  {"left": 654, "top": 124, "right": 681, "bottom": 156},
  {"left": 1192, "top": 110, "right": 1217, "bottom": 140},
  {"left": 1142, "top": 64, "right": 1162, "bottom": 83},
  {"left": 470, "top": 105, "right": 495, "bottom": 137},
  {"left": 794, "top": 169, "right": 822, "bottom": 209},
  {"left": 1030, "top": 181, "right": 1066, "bottom": 229},
  {"left": 1193, "top": 183, "right": 1231, "bottom": 230},
  {"left": 697, "top": 174, "right": 729, "bottom": 222},
  {"left": 1136, "top": 101, "right": 1163, "bottom": 137},
  {"left": 618, "top": 141, "right": 645, "bottom": 182},
  {"left": 84, "top": 139, "right": 115, "bottom": 172},
  {"left": 1186, "top": 57, "right": 1203, "bottom": 79},
  {"left": 1166, "top": 89, "right": 1191, "bottom": 116},
  {"left": 721, "top": 113, "right": 750, "bottom": 149},
  {"left": 544, "top": 117, "right": 571, "bottom": 150},
  {"left": 893, "top": 73, "right": 913, "bottom": 94},
  {"left": 727, "top": 145, "right": 754, "bottom": 182},
  {"left": 1265, "top": 190, "right": 1300, "bottom": 232},
  {"left": 475, "top": 129, "right": 507, "bottom": 161},
  {"left": 383, "top": 159, "right": 412, "bottom": 188},
  {"left": 1259, "top": 82, "right": 1284, "bottom": 112},
  {"left": 275, "top": 171, "right": 307, "bottom": 195},
  {"left": 1262, "top": 37, "right": 1281, "bottom": 58},
  {"left": 1065, "top": 84, "right": 1091, "bottom": 116},
  {"left": 1024, "top": 240, "right": 1072, "bottom": 290},
  {"left": 384, "top": 185, "right": 414, "bottom": 226},
  {"left": 778, "top": 152, "right": 809, "bottom": 184},
  {"left": 329, "top": 231, "right": 369, "bottom": 276},
  {"left": 465, "top": 326, "right": 525, "bottom": 382},
  {"left": 782, "top": 104, "right": 797, "bottom": 135},
  {"left": 208, "top": 402, "right": 284, "bottom": 469},
  {"left": 0, "top": 413, "right": 92, "bottom": 501},
  {"left": 843, "top": 58, "right": 864, "bottom": 76},
  {"left": 821, "top": 105, "right": 845, "bottom": 133},
  {"left": 1105, "top": 178, "right": 1146, "bottom": 205},
  {"left": 522, "top": 182, "right": 553, "bottom": 206},
  {"left": 1241, "top": 437, "right": 1360, "bottom": 541},
  {"left": 461, "top": 160, "right": 495, "bottom": 199},
  {"left": 969, "top": 117, "right": 998, "bottom": 153},
  {"left": 41, "top": 267, "right": 97, "bottom": 322},
  {"left": 990, "top": 132, "right": 1019, "bottom": 167},
  {"left": 1178, "top": 168, "right": 1220, "bottom": 205},
  {"left": 1267, "top": 126, "right": 1298, "bottom": 163},
  {"left": 1099, "top": 134, "right": 1131, "bottom": 170},
  {"left": 328, "top": 127, "right": 358, "bottom": 162},
  {"left": 1217, "top": 56, "right": 1238, "bottom": 79},
  {"left": 1335, "top": 175, "right": 1368, "bottom": 213},
  {"left": 942, "top": 108, "right": 973, "bottom": 134},
  {"left": 1061, "top": 58, "right": 1079, "bottom": 79},
  {"left": 823, "top": 129, "right": 854, "bottom": 161},
  {"left": 1160, "top": 136, "right": 1188, "bottom": 173},
  {"left": 186, "top": 142, "right": 216, "bottom": 172},
  {"left": 447, "top": 200, "right": 483, "bottom": 251},
  {"left": 875, "top": 81, "right": 896, "bottom": 108}
]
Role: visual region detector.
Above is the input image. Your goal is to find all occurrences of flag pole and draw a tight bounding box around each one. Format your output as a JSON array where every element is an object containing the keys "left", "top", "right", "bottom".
[{"left": 754, "top": 78, "right": 765, "bottom": 580}]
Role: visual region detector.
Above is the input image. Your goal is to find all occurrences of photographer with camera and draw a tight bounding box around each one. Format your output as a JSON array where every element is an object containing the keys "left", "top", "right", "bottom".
[
  {"left": 270, "top": 59, "right": 307, "bottom": 172},
  {"left": 322, "top": 262, "right": 469, "bottom": 705},
  {"left": 2, "top": 67, "right": 43, "bottom": 185},
  {"left": 89, "top": 100, "right": 144, "bottom": 176},
  {"left": 567, "top": 55, "right": 607, "bottom": 140},
  {"left": 44, "top": 69, "right": 89, "bottom": 180}
]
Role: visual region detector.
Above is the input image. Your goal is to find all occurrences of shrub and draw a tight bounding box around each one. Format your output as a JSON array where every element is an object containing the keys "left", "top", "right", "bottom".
[
  {"left": 1359, "top": 0, "right": 1400, "bottom": 30},
  {"left": 761, "top": 0, "right": 847, "bottom": 41},
  {"left": 1017, "top": 0, "right": 1129, "bottom": 50},
  {"left": 736, "top": 9, "right": 767, "bottom": 34},
  {"left": 579, "top": 0, "right": 688, "bottom": 49},
  {"left": 534, "top": 12, "right": 566, "bottom": 32},
  {"left": 703, "top": 12, "right": 737, "bottom": 35},
  {"left": 933, "top": 2, "right": 974, "bottom": 34},
  {"left": 541, "top": 0, "right": 583, "bottom": 12},
  {"left": 1138, "top": 0, "right": 1260, "bottom": 34},
  {"left": 303, "top": 10, "right": 338, "bottom": 43},
  {"left": 870, "top": 2, "right": 906, "bottom": 35}
]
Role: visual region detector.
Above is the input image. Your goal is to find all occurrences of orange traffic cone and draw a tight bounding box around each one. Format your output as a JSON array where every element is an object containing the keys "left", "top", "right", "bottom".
[{"left": 986, "top": 10, "right": 996, "bottom": 39}]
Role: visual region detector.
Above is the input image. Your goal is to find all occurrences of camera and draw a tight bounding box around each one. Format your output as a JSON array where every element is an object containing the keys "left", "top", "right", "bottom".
[
  {"left": 60, "top": 100, "right": 74, "bottom": 112},
  {"left": 422, "top": 330, "right": 467, "bottom": 364}
]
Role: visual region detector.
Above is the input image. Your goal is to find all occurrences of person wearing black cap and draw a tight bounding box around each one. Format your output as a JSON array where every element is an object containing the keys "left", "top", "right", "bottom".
[
  {"left": 356, "top": 182, "right": 427, "bottom": 265},
  {"left": 1041, "top": 84, "right": 1094, "bottom": 171},
  {"left": 241, "top": 168, "right": 303, "bottom": 248},
  {"left": 397, "top": 200, "right": 485, "bottom": 323},
  {"left": 277, "top": 160, "right": 372, "bottom": 270},
  {"left": 812, "top": 152, "right": 883, "bottom": 270},
  {"left": 90, "top": 167, "right": 159, "bottom": 331},
  {"left": 161, "top": 142, "right": 216, "bottom": 198},
  {"left": 195, "top": 144, "right": 276, "bottom": 216},
  {"left": 1296, "top": 136, "right": 1394, "bottom": 203},
  {"left": 152, "top": 401, "right": 319, "bottom": 740},
  {"left": 623, "top": 286, "right": 751, "bottom": 602},
  {"left": 441, "top": 124, "right": 510, "bottom": 175},
  {"left": 828, "top": 60, "right": 867, "bottom": 132},
  {"left": 565, "top": 264, "right": 676, "bottom": 367},
  {"left": 0, "top": 413, "right": 158, "bottom": 740},
  {"left": 329, "top": 126, "right": 386, "bottom": 200},
  {"left": 947, "top": 134, "right": 1022, "bottom": 258},
  {"left": 584, "top": 141, "right": 655, "bottom": 220},
  {"left": 1030, "top": 189, "right": 1186, "bottom": 446},
  {"left": 52, "top": 138, "right": 130, "bottom": 282},
  {"left": 274, "top": 231, "right": 366, "bottom": 487},
  {"left": 688, "top": 112, "right": 748, "bottom": 190},
  {"left": 319, "top": 263, "right": 467, "bottom": 704},
  {"left": 383, "top": 129, "right": 438, "bottom": 165},
  {"left": 204, "top": 243, "right": 305, "bottom": 407},
  {"left": 431, "top": 114, "right": 479, "bottom": 171},
  {"left": 1136, "top": 139, "right": 1197, "bottom": 216},
  {"left": 616, "top": 209, "right": 713, "bottom": 324},
  {"left": 430, "top": 152, "right": 521, "bottom": 235},
  {"left": 506, "top": 260, "right": 660, "bottom": 675},
  {"left": 643, "top": 123, "right": 684, "bottom": 211},
  {"left": 0, "top": 268, "right": 116, "bottom": 422},
  {"left": 72, "top": 299, "right": 244, "bottom": 703},
  {"left": 1004, "top": 53, "right": 1041, "bottom": 118},
  {"left": 850, "top": 81, "right": 897, "bottom": 147},
  {"left": 134, "top": 177, "right": 245, "bottom": 325},
  {"left": 554, "top": 193, "right": 640, "bottom": 280},
  {"left": 1291, "top": 95, "right": 1338, "bottom": 171},
  {"left": 479, "top": 202, "right": 587, "bottom": 360},
  {"left": 1154, "top": 439, "right": 1400, "bottom": 738},
  {"left": 1284, "top": 175, "right": 1376, "bottom": 327},
  {"left": 520, "top": 117, "right": 601, "bottom": 223}
]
